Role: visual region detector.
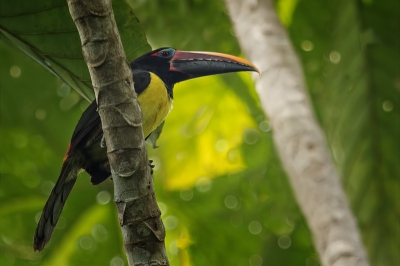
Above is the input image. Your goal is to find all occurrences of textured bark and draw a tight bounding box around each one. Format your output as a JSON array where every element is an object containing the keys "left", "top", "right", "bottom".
[
  {"left": 224, "top": 0, "right": 369, "bottom": 265},
  {"left": 67, "top": 1, "right": 169, "bottom": 265}
]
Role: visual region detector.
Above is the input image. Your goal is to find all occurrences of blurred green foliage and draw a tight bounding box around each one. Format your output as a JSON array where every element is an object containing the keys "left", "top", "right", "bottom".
[{"left": 0, "top": 0, "right": 398, "bottom": 266}]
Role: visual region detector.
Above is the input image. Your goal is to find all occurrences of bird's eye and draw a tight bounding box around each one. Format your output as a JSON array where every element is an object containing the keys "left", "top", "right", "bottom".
[{"left": 157, "top": 48, "right": 175, "bottom": 58}]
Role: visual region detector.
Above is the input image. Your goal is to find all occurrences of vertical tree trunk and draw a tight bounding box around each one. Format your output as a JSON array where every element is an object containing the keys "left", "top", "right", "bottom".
[
  {"left": 224, "top": 0, "right": 369, "bottom": 265},
  {"left": 67, "top": 0, "right": 169, "bottom": 265}
]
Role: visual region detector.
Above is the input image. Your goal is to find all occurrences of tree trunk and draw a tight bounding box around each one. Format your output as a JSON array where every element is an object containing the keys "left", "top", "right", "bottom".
[
  {"left": 224, "top": 0, "right": 369, "bottom": 265},
  {"left": 67, "top": 0, "right": 169, "bottom": 265}
]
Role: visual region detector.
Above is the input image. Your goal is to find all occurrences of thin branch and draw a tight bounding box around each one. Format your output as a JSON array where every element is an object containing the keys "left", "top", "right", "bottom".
[
  {"left": 224, "top": 0, "right": 369, "bottom": 265},
  {"left": 67, "top": 0, "right": 169, "bottom": 265}
]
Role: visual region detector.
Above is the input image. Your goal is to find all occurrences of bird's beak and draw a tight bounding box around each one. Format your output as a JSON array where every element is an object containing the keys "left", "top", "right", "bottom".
[{"left": 169, "top": 50, "right": 259, "bottom": 80}]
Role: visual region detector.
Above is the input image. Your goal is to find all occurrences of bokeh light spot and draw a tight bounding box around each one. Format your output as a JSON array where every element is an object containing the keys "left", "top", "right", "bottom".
[
  {"left": 301, "top": 40, "right": 314, "bottom": 52},
  {"left": 329, "top": 51, "right": 341, "bottom": 64},
  {"left": 35, "top": 109, "right": 47, "bottom": 120},
  {"left": 196, "top": 177, "right": 212, "bottom": 192},
  {"left": 215, "top": 139, "right": 228, "bottom": 152},
  {"left": 92, "top": 224, "right": 109, "bottom": 242},
  {"left": 382, "top": 100, "right": 393, "bottom": 112},
  {"left": 110, "top": 256, "right": 125, "bottom": 266},
  {"left": 10, "top": 65, "right": 21, "bottom": 78},
  {"left": 244, "top": 129, "right": 259, "bottom": 145},
  {"left": 169, "top": 240, "right": 178, "bottom": 255},
  {"left": 258, "top": 120, "right": 271, "bottom": 132},
  {"left": 158, "top": 202, "right": 167, "bottom": 216},
  {"left": 248, "top": 221, "right": 262, "bottom": 235},
  {"left": 228, "top": 149, "right": 240, "bottom": 162},
  {"left": 180, "top": 190, "right": 193, "bottom": 201},
  {"left": 79, "top": 235, "right": 94, "bottom": 250},
  {"left": 57, "top": 83, "right": 71, "bottom": 98},
  {"left": 249, "top": 254, "right": 263, "bottom": 266},
  {"left": 96, "top": 190, "right": 111, "bottom": 205},
  {"left": 164, "top": 215, "right": 179, "bottom": 230},
  {"left": 278, "top": 235, "right": 291, "bottom": 249},
  {"left": 224, "top": 195, "right": 238, "bottom": 209}
]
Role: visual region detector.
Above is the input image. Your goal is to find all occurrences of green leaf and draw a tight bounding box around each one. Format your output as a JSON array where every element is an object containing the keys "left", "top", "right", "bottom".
[
  {"left": 0, "top": 0, "right": 151, "bottom": 101},
  {"left": 290, "top": 0, "right": 400, "bottom": 264}
]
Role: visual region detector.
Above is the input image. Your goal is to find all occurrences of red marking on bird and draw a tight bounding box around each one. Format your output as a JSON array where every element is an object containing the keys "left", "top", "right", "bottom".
[{"left": 63, "top": 143, "right": 71, "bottom": 162}]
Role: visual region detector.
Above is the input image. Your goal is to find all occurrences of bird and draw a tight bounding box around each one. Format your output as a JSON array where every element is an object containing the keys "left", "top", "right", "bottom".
[{"left": 33, "top": 47, "right": 258, "bottom": 251}]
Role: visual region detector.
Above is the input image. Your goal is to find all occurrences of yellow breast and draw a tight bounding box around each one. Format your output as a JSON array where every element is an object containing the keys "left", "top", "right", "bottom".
[{"left": 137, "top": 72, "right": 173, "bottom": 137}]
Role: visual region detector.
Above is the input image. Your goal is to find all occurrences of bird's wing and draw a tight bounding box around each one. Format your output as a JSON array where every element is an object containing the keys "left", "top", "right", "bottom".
[
  {"left": 68, "top": 69, "right": 152, "bottom": 153},
  {"left": 69, "top": 100, "right": 101, "bottom": 152}
]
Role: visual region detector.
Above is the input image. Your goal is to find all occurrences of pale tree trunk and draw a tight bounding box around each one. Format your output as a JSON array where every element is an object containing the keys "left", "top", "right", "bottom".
[
  {"left": 67, "top": 0, "right": 169, "bottom": 265},
  {"left": 224, "top": 0, "right": 369, "bottom": 265}
]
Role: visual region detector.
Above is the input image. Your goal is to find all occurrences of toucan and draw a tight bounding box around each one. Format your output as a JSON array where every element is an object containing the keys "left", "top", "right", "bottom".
[{"left": 33, "top": 47, "right": 258, "bottom": 251}]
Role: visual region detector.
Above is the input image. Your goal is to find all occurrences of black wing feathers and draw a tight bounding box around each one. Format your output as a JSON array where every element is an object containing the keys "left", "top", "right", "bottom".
[{"left": 68, "top": 70, "right": 150, "bottom": 153}]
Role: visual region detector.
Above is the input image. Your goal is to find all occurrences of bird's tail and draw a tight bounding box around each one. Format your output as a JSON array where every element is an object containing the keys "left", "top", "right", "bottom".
[{"left": 33, "top": 159, "right": 79, "bottom": 251}]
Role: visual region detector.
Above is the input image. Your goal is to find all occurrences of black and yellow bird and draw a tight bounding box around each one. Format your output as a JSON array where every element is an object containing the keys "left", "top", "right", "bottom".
[{"left": 33, "top": 47, "right": 258, "bottom": 251}]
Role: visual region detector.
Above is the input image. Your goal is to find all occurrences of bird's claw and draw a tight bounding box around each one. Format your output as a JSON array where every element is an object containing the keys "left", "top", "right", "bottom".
[
  {"left": 149, "top": 160, "right": 155, "bottom": 168},
  {"left": 149, "top": 160, "right": 155, "bottom": 174}
]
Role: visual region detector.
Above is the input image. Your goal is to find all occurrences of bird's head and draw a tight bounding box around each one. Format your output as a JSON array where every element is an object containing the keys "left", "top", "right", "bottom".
[{"left": 130, "top": 47, "right": 259, "bottom": 93}]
